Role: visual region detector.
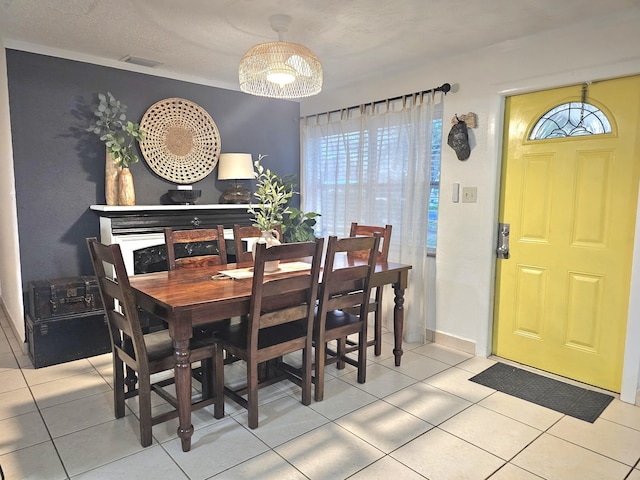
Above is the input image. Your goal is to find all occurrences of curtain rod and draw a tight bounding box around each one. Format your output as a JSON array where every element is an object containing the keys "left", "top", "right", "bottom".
[{"left": 303, "top": 82, "right": 451, "bottom": 119}]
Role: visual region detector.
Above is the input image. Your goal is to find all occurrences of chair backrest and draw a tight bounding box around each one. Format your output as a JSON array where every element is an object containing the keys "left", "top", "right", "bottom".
[
  {"left": 86, "top": 237, "right": 149, "bottom": 369},
  {"left": 248, "top": 239, "right": 324, "bottom": 350},
  {"left": 317, "top": 234, "right": 380, "bottom": 325},
  {"left": 164, "top": 226, "right": 227, "bottom": 270},
  {"left": 233, "top": 224, "right": 283, "bottom": 264},
  {"left": 349, "top": 222, "right": 392, "bottom": 261}
]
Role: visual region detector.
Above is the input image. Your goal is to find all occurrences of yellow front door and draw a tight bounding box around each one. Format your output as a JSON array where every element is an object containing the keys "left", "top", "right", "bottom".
[{"left": 493, "top": 75, "right": 640, "bottom": 392}]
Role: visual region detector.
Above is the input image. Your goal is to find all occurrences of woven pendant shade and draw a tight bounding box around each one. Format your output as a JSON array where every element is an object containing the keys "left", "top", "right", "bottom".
[{"left": 239, "top": 15, "right": 322, "bottom": 99}]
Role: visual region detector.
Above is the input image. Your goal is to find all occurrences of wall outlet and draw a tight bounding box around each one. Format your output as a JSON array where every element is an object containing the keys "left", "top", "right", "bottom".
[{"left": 462, "top": 186, "right": 478, "bottom": 203}]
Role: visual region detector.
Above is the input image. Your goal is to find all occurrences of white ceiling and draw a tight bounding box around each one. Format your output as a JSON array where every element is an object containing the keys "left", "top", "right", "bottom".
[{"left": 2, "top": 0, "right": 640, "bottom": 94}]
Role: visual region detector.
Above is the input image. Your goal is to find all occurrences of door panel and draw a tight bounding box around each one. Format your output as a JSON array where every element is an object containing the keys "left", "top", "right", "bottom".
[
  {"left": 513, "top": 265, "right": 546, "bottom": 338},
  {"left": 565, "top": 272, "right": 602, "bottom": 351},
  {"left": 521, "top": 154, "right": 553, "bottom": 241},
  {"left": 493, "top": 75, "right": 640, "bottom": 392},
  {"left": 572, "top": 150, "right": 612, "bottom": 247}
]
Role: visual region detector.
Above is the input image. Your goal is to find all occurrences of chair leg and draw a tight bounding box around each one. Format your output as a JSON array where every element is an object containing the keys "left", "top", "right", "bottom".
[
  {"left": 200, "top": 358, "right": 213, "bottom": 399},
  {"left": 247, "top": 360, "right": 259, "bottom": 429},
  {"left": 213, "top": 345, "right": 225, "bottom": 419},
  {"left": 301, "top": 345, "right": 311, "bottom": 406},
  {"left": 374, "top": 288, "right": 383, "bottom": 356},
  {"left": 125, "top": 365, "right": 138, "bottom": 393},
  {"left": 314, "top": 341, "right": 326, "bottom": 402},
  {"left": 357, "top": 329, "right": 367, "bottom": 384},
  {"left": 336, "top": 337, "right": 346, "bottom": 369},
  {"left": 113, "top": 354, "right": 126, "bottom": 419},
  {"left": 137, "top": 373, "right": 153, "bottom": 447},
  {"left": 123, "top": 337, "right": 138, "bottom": 393}
]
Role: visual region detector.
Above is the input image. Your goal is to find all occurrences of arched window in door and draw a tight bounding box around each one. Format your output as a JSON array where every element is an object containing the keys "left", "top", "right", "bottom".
[{"left": 529, "top": 101, "right": 612, "bottom": 140}]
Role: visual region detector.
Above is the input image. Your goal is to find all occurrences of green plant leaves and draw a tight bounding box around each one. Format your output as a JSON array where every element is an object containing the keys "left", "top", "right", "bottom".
[
  {"left": 86, "top": 92, "right": 145, "bottom": 168},
  {"left": 248, "top": 155, "right": 321, "bottom": 241},
  {"left": 248, "top": 154, "right": 295, "bottom": 231},
  {"left": 282, "top": 207, "right": 320, "bottom": 243}
]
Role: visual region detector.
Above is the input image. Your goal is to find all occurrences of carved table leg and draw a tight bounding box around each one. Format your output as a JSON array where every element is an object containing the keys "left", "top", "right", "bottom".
[
  {"left": 393, "top": 283, "right": 406, "bottom": 367},
  {"left": 174, "top": 338, "right": 194, "bottom": 452}
]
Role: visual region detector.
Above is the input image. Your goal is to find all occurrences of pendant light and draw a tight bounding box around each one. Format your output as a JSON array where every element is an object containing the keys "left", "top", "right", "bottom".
[{"left": 239, "top": 14, "right": 323, "bottom": 99}]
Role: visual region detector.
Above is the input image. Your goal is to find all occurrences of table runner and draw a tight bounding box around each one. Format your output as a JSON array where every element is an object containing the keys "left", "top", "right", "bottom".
[{"left": 219, "top": 261, "right": 311, "bottom": 280}]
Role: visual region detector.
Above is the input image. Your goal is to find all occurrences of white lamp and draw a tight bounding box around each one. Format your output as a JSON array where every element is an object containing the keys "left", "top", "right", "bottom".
[
  {"left": 218, "top": 153, "right": 255, "bottom": 204},
  {"left": 239, "top": 14, "right": 322, "bottom": 99}
]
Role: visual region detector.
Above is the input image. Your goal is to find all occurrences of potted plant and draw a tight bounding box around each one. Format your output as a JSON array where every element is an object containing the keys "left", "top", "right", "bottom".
[
  {"left": 247, "top": 154, "right": 321, "bottom": 267},
  {"left": 247, "top": 155, "right": 295, "bottom": 269},
  {"left": 248, "top": 154, "right": 295, "bottom": 232},
  {"left": 248, "top": 156, "right": 321, "bottom": 244},
  {"left": 272, "top": 172, "right": 321, "bottom": 243},
  {"left": 282, "top": 207, "right": 321, "bottom": 243},
  {"left": 86, "top": 92, "right": 145, "bottom": 206}
]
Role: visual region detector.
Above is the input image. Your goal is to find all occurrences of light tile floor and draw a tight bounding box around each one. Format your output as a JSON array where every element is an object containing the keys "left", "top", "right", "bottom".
[{"left": 1, "top": 311, "right": 640, "bottom": 480}]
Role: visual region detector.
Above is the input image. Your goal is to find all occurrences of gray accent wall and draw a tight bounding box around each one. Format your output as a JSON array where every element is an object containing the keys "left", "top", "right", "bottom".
[{"left": 6, "top": 50, "right": 300, "bottom": 296}]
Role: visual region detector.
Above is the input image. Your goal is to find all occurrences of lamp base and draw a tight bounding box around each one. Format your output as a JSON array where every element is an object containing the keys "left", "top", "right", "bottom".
[{"left": 219, "top": 182, "right": 251, "bottom": 204}]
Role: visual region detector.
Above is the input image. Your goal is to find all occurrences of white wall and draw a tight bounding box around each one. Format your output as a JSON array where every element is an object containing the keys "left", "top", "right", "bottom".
[
  {"left": 0, "top": 35, "right": 26, "bottom": 344},
  {"left": 301, "top": 8, "right": 640, "bottom": 401}
]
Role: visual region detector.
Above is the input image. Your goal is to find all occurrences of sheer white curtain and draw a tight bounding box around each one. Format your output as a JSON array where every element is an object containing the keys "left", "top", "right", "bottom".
[{"left": 301, "top": 92, "right": 444, "bottom": 343}]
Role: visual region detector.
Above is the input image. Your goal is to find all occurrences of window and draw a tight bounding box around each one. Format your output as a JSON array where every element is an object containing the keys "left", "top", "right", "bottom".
[
  {"left": 302, "top": 94, "right": 444, "bottom": 261},
  {"left": 428, "top": 118, "right": 442, "bottom": 252},
  {"left": 302, "top": 93, "right": 444, "bottom": 343},
  {"left": 313, "top": 130, "right": 369, "bottom": 232},
  {"left": 530, "top": 102, "right": 612, "bottom": 139},
  {"left": 309, "top": 118, "right": 443, "bottom": 253}
]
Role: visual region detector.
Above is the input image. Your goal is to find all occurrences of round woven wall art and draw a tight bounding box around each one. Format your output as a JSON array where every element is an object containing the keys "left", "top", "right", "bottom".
[{"left": 139, "top": 98, "right": 221, "bottom": 184}]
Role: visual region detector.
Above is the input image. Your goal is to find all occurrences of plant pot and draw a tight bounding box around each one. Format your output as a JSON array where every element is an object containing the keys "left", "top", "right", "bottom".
[
  {"left": 118, "top": 167, "right": 136, "bottom": 206},
  {"left": 252, "top": 229, "right": 282, "bottom": 272},
  {"left": 105, "top": 150, "right": 121, "bottom": 206}
]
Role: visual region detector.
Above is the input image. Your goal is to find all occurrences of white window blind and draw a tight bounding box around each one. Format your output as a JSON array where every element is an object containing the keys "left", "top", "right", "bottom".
[{"left": 301, "top": 92, "right": 444, "bottom": 343}]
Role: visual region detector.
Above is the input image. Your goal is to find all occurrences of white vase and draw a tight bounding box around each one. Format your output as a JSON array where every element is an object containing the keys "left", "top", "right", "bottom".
[{"left": 252, "top": 229, "right": 282, "bottom": 272}]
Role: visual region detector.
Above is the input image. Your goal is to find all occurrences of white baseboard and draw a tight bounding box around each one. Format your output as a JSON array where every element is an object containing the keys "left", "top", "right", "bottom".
[
  {"left": 427, "top": 329, "right": 475, "bottom": 355},
  {"left": 425, "top": 329, "right": 434, "bottom": 342},
  {"left": 0, "top": 299, "right": 27, "bottom": 355}
]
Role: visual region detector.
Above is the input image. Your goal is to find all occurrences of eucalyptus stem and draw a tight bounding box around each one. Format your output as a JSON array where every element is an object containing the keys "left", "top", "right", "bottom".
[
  {"left": 86, "top": 92, "right": 146, "bottom": 168},
  {"left": 248, "top": 154, "right": 295, "bottom": 231}
]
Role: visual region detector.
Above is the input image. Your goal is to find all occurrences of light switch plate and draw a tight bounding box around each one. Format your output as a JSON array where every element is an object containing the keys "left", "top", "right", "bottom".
[{"left": 462, "top": 186, "right": 477, "bottom": 203}]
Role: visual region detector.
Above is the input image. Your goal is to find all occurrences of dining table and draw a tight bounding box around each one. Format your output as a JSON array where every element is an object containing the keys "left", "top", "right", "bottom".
[{"left": 129, "top": 255, "right": 412, "bottom": 452}]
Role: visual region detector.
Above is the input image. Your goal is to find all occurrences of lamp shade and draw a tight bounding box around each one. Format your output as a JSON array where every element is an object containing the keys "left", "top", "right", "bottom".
[
  {"left": 239, "top": 41, "right": 323, "bottom": 99},
  {"left": 217, "top": 153, "right": 255, "bottom": 180}
]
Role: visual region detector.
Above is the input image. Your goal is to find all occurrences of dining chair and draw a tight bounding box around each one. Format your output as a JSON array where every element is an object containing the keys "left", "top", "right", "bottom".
[
  {"left": 233, "top": 224, "right": 283, "bottom": 264},
  {"left": 313, "top": 234, "right": 380, "bottom": 401},
  {"left": 164, "top": 226, "right": 228, "bottom": 269},
  {"left": 164, "top": 226, "right": 230, "bottom": 383},
  {"left": 86, "top": 238, "right": 223, "bottom": 447},
  {"left": 213, "top": 238, "right": 324, "bottom": 428},
  {"left": 348, "top": 222, "right": 392, "bottom": 356}
]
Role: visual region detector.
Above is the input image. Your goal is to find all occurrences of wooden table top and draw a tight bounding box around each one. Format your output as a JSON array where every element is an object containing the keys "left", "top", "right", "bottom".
[{"left": 129, "top": 257, "right": 411, "bottom": 314}]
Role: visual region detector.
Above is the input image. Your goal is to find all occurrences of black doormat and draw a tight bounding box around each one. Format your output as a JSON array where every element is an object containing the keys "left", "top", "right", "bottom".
[{"left": 469, "top": 362, "right": 614, "bottom": 423}]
